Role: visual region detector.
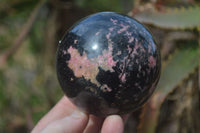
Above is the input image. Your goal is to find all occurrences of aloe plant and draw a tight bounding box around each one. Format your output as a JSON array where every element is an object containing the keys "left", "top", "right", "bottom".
[
  {"left": 133, "top": 5, "right": 200, "bottom": 29},
  {"left": 139, "top": 46, "right": 199, "bottom": 133},
  {"left": 126, "top": 2, "right": 200, "bottom": 133}
]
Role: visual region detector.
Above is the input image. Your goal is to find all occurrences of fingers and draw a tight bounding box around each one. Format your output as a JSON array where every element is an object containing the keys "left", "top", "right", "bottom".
[
  {"left": 41, "top": 110, "right": 89, "bottom": 133},
  {"left": 101, "top": 115, "right": 124, "bottom": 133},
  {"left": 32, "top": 95, "right": 130, "bottom": 133},
  {"left": 83, "top": 115, "right": 104, "bottom": 133},
  {"left": 32, "top": 96, "right": 76, "bottom": 133},
  {"left": 83, "top": 114, "right": 130, "bottom": 133}
]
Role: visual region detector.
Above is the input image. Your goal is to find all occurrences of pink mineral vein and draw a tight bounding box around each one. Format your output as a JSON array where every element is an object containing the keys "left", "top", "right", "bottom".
[
  {"left": 109, "top": 27, "right": 114, "bottom": 31},
  {"left": 67, "top": 44, "right": 117, "bottom": 87},
  {"left": 119, "top": 73, "right": 126, "bottom": 83},
  {"left": 128, "top": 37, "right": 134, "bottom": 43},
  {"left": 63, "top": 50, "right": 67, "bottom": 55},
  {"left": 110, "top": 18, "right": 118, "bottom": 25},
  {"left": 148, "top": 56, "right": 156, "bottom": 68},
  {"left": 117, "top": 24, "right": 130, "bottom": 34}
]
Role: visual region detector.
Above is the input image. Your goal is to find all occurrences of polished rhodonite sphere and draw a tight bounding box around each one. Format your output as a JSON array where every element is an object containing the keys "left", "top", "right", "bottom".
[{"left": 56, "top": 12, "right": 161, "bottom": 116}]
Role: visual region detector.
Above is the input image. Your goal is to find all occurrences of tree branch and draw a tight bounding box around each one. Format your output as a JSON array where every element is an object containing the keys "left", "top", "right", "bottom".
[{"left": 0, "top": 0, "right": 47, "bottom": 68}]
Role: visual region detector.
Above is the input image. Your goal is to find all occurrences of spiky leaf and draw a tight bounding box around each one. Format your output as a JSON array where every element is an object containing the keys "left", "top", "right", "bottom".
[
  {"left": 139, "top": 45, "right": 199, "bottom": 133},
  {"left": 133, "top": 6, "right": 200, "bottom": 29}
]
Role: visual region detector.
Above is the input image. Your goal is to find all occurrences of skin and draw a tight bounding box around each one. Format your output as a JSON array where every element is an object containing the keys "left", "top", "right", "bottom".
[{"left": 31, "top": 96, "right": 129, "bottom": 133}]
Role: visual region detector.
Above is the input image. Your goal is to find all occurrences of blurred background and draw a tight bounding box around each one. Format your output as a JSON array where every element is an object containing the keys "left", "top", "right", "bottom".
[{"left": 0, "top": 0, "right": 199, "bottom": 133}]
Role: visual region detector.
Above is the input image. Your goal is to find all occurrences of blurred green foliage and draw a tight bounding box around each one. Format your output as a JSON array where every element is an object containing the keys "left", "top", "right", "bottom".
[
  {"left": 0, "top": 0, "right": 130, "bottom": 132},
  {"left": 75, "top": 0, "right": 133, "bottom": 12}
]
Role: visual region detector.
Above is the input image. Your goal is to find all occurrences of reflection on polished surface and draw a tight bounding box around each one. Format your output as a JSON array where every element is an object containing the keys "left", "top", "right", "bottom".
[{"left": 92, "top": 43, "right": 98, "bottom": 50}]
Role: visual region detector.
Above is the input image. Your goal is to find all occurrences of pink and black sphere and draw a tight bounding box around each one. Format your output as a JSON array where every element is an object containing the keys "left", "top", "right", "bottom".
[{"left": 56, "top": 12, "right": 161, "bottom": 116}]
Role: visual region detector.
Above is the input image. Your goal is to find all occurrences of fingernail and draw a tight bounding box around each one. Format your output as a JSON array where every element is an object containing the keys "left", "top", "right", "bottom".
[{"left": 71, "top": 110, "right": 85, "bottom": 119}]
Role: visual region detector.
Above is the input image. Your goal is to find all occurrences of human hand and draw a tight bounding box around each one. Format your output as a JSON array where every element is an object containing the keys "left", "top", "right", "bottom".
[{"left": 31, "top": 96, "right": 129, "bottom": 133}]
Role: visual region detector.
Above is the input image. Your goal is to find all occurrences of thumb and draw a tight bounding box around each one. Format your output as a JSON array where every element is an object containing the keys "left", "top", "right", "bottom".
[{"left": 40, "top": 110, "right": 89, "bottom": 133}]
